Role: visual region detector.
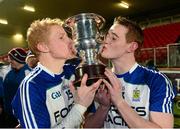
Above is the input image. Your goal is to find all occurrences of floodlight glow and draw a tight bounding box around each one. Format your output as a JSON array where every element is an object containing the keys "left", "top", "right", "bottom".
[
  {"left": 119, "top": 1, "right": 129, "bottom": 8},
  {"left": 23, "top": 5, "right": 35, "bottom": 12},
  {"left": 0, "top": 19, "right": 8, "bottom": 25}
]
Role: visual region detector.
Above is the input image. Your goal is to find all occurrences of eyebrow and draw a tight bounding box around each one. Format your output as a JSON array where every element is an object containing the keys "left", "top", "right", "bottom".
[
  {"left": 109, "top": 30, "right": 119, "bottom": 38},
  {"left": 57, "top": 32, "right": 65, "bottom": 37}
]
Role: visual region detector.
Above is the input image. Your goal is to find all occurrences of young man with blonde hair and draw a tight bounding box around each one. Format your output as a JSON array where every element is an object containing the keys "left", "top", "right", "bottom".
[{"left": 12, "top": 18, "right": 102, "bottom": 128}]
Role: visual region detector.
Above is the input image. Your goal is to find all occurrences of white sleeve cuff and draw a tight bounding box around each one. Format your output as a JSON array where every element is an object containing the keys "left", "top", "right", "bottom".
[
  {"left": 56, "top": 103, "right": 87, "bottom": 128},
  {"left": 73, "top": 103, "right": 87, "bottom": 115}
]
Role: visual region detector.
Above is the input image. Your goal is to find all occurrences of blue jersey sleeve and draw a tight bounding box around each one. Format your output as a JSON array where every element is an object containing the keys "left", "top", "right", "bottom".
[
  {"left": 12, "top": 80, "right": 51, "bottom": 128},
  {"left": 149, "top": 73, "right": 175, "bottom": 113}
]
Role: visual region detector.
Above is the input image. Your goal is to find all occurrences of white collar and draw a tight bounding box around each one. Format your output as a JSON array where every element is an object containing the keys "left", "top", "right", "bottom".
[
  {"left": 37, "top": 62, "right": 56, "bottom": 77},
  {"left": 129, "top": 62, "right": 138, "bottom": 74}
]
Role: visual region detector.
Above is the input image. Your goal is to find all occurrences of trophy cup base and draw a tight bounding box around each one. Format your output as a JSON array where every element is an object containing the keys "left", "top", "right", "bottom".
[{"left": 73, "top": 64, "right": 107, "bottom": 87}]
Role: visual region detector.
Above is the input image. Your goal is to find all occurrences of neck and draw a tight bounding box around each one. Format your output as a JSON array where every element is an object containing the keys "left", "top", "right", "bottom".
[
  {"left": 39, "top": 54, "right": 65, "bottom": 74},
  {"left": 111, "top": 54, "right": 136, "bottom": 75}
]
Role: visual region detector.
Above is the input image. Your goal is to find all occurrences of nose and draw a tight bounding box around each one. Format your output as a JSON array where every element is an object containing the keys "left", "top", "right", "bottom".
[
  {"left": 105, "top": 35, "right": 111, "bottom": 43},
  {"left": 7, "top": 57, "right": 12, "bottom": 63}
]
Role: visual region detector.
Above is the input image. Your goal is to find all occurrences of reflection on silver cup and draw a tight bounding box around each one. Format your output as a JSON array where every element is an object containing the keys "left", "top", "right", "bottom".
[{"left": 65, "top": 13, "right": 107, "bottom": 86}]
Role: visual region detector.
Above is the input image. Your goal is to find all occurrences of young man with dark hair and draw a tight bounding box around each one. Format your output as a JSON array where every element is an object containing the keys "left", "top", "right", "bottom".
[{"left": 84, "top": 17, "right": 175, "bottom": 128}]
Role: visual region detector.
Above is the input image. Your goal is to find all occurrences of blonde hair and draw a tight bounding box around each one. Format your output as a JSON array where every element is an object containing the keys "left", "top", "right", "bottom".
[{"left": 26, "top": 18, "right": 64, "bottom": 56}]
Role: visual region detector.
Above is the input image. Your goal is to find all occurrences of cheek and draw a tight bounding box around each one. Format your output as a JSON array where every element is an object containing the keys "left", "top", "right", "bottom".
[
  {"left": 108, "top": 44, "right": 121, "bottom": 53},
  {"left": 10, "top": 63, "right": 16, "bottom": 68},
  {"left": 102, "top": 44, "right": 124, "bottom": 57},
  {"left": 112, "top": 45, "right": 120, "bottom": 50},
  {"left": 61, "top": 45, "right": 71, "bottom": 55}
]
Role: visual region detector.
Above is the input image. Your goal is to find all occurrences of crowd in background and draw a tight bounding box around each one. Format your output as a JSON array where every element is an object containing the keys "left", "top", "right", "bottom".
[
  {"left": 0, "top": 48, "right": 37, "bottom": 127},
  {"left": 0, "top": 46, "right": 175, "bottom": 128}
]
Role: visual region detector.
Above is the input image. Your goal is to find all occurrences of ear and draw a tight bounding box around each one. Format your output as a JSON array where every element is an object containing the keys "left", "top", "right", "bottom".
[
  {"left": 37, "top": 42, "right": 49, "bottom": 53},
  {"left": 127, "top": 42, "right": 138, "bottom": 53}
]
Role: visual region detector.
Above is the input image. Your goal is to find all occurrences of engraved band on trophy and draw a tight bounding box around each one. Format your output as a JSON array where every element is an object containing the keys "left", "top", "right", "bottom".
[{"left": 65, "top": 13, "right": 107, "bottom": 87}]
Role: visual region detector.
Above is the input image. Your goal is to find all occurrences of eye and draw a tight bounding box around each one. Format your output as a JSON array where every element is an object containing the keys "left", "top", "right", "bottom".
[
  {"left": 59, "top": 34, "right": 64, "bottom": 39},
  {"left": 106, "top": 34, "right": 116, "bottom": 41},
  {"left": 111, "top": 36, "right": 117, "bottom": 41}
]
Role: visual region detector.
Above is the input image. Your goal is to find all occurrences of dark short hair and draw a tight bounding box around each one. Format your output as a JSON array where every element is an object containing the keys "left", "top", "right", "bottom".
[{"left": 114, "top": 16, "right": 144, "bottom": 53}]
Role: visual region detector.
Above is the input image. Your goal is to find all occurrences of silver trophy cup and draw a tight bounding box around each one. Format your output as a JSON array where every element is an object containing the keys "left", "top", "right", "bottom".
[{"left": 65, "top": 13, "right": 107, "bottom": 86}]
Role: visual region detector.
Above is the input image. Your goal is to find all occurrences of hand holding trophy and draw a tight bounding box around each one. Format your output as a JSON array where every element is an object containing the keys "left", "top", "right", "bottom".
[{"left": 65, "top": 13, "right": 108, "bottom": 87}]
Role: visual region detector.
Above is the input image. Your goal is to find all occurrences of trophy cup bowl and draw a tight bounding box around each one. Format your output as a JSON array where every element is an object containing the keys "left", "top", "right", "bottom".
[{"left": 65, "top": 13, "right": 107, "bottom": 87}]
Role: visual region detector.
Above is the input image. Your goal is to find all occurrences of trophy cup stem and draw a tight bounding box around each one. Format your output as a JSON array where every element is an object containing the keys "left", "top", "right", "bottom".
[{"left": 74, "top": 64, "right": 107, "bottom": 86}]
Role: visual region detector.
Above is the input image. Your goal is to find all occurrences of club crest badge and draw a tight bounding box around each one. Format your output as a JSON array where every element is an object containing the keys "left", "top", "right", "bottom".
[{"left": 132, "top": 88, "right": 140, "bottom": 102}]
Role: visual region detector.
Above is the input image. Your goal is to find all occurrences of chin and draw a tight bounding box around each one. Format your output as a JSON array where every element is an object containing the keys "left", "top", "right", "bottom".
[{"left": 101, "top": 53, "right": 109, "bottom": 59}]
